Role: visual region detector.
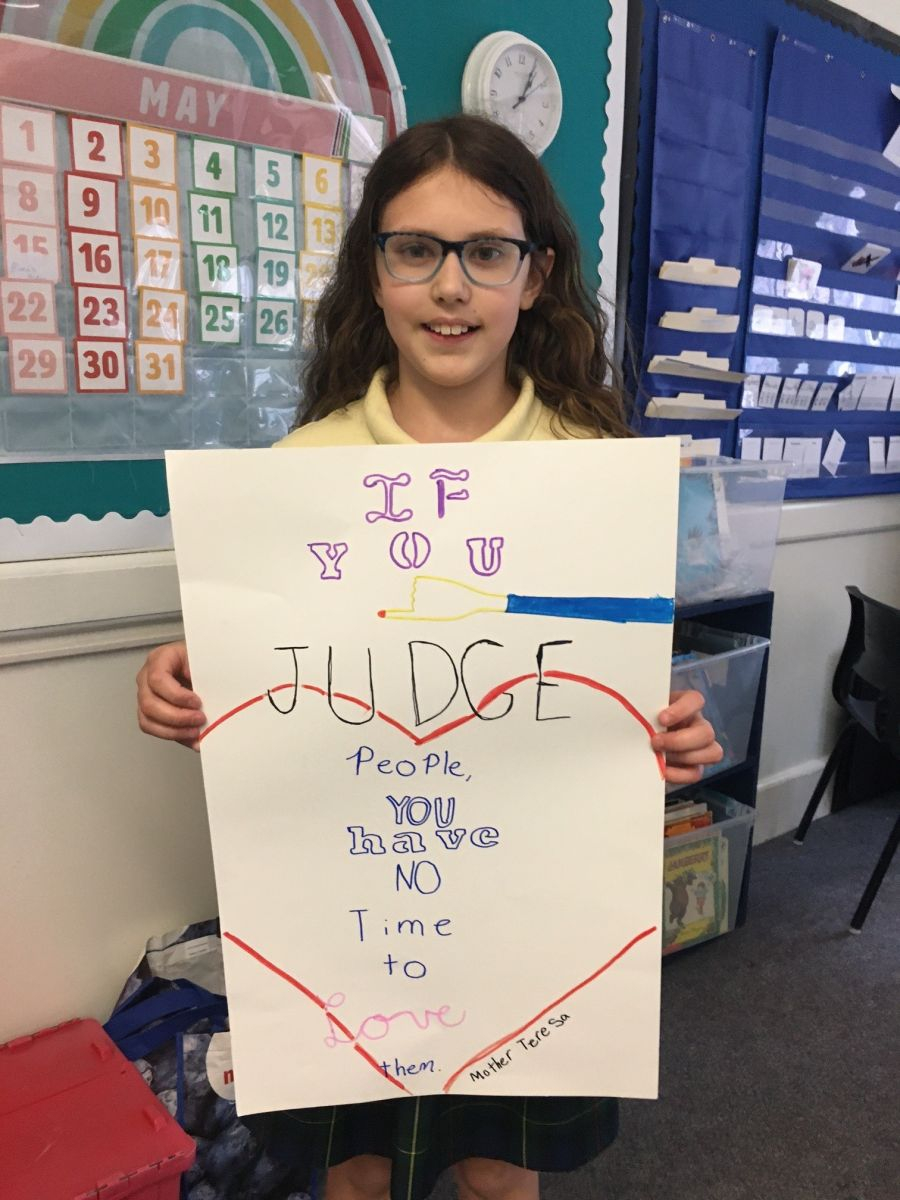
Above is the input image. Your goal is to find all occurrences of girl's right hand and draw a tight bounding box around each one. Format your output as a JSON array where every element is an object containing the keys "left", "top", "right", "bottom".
[{"left": 136, "top": 640, "right": 206, "bottom": 750}]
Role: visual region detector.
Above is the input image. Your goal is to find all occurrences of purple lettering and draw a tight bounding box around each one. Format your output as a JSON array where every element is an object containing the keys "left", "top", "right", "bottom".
[
  {"left": 390, "top": 530, "right": 432, "bottom": 570},
  {"left": 307, "top": 541, "right": 349, "bottom": 580},
  {"left": 430, "top": 468, "right": 470, "bottom": 518},
  {"left": 363, "top": 472, "right": 413, "bottom": 523},
  {"left": 466, "top": 535, "right": 505, "bottom": 577}
]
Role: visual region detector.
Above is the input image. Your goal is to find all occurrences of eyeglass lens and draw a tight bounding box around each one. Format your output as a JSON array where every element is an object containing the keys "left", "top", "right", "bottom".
[{"left": 383, "top": 235, "right": 523, "bottom": 284}]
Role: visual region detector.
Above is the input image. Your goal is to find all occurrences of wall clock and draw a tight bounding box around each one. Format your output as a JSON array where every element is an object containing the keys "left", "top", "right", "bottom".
[{"left": 461, "top": 31, "right": 563, "bottom": 156}]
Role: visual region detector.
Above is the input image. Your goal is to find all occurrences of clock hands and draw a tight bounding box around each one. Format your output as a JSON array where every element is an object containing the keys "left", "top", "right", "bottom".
[{"left": 512, "top": 57, "right": 539, "bottom": 110}]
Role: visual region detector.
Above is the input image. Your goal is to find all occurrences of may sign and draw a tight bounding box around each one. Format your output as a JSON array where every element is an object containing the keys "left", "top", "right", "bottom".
[{"left": 166, "top": 437, "right": 679, "bottom": 1114}]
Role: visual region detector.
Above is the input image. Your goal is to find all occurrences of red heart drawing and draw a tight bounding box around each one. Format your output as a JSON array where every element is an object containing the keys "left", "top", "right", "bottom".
[{"left": 204, "top": 669, "right": 663, "bottom": 1096}]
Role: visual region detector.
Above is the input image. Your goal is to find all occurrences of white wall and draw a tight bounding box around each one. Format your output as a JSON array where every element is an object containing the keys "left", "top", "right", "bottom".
[
  {"left": 3, "top": 495, "right": 900, "bottom": 1042},
  {"left": 839, "top": 0, "right": 900, "bottom": 35}
]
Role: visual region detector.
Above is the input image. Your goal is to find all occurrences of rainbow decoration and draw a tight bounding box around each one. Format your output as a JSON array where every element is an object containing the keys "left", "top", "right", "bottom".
[{"left": 0, "top": 0, "right": 404, "bottom": 139}]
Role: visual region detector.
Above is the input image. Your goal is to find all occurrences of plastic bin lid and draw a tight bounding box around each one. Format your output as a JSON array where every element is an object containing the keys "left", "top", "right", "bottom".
[
  {"left": 0, "top": 1018, "right": 195, "bottom": 1200},
  {"left": 679, "top": 454, "right": 791, "bottom": 476}
]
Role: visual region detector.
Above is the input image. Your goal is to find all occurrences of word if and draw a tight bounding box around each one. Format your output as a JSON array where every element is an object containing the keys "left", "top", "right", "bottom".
[{"left": 308, "top": 468, "right": 505, "bottom": 580}]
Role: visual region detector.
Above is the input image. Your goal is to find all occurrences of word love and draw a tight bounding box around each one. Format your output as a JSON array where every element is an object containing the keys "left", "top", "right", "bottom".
[{"left": 308, "top": 468, "right": 506, "bottom": 580}]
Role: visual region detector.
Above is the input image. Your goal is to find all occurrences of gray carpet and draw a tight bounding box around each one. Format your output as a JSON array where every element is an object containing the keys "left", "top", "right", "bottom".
[{"left": 436, "top": 795, "right": 900, "bottom": 1200}]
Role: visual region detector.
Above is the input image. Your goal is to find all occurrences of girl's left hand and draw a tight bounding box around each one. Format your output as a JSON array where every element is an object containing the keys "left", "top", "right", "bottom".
[{"left": 653, "top": 689, "right": 723, "bottom": 785}]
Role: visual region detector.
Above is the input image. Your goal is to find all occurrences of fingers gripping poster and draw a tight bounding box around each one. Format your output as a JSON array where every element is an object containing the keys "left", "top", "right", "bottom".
[{"left": 166, "top": 437, "right": 680, "bottom": 1114}]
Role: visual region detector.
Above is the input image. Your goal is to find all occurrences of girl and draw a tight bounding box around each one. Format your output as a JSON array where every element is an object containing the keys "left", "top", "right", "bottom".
[{"left": 137, "top": 114, "right": 722, "bottom": 1200}]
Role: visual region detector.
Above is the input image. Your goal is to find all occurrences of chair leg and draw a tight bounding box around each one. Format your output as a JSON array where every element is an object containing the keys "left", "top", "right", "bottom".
[
  {"left": 850, "top": 811, "right": 900, "bottom": 932},
  {"left": 794, "top": 724, "right": 855, "bottom": 845}
]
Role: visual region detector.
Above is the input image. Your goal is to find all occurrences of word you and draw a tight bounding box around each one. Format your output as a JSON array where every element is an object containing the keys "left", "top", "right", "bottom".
[{"left": 308, "top": 468, "right": 506, "bottom": 580}]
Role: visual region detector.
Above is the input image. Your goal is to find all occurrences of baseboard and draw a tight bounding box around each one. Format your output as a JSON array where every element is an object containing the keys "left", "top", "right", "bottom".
[{"left": 754, "top": 758, "right": 829, "bottom": 843}]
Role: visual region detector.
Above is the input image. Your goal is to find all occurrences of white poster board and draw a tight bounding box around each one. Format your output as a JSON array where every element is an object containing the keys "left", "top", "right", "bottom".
[{"left": 166, "top": 437, "right": 679, "bottom": 1114}]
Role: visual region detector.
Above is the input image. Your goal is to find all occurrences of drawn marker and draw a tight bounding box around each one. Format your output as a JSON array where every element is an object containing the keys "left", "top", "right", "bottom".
[{"left": 378, "top": 575, "right": 674, "bottom": 625}]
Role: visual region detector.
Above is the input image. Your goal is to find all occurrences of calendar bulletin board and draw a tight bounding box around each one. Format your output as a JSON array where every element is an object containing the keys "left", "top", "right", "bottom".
[{"left": 0, "top": 0, "right": 403, "bottom": 555}]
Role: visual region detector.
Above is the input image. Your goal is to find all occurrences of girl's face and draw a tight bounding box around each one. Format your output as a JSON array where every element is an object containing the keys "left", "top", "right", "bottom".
[{"left": 373, "top": 166, "right": 549, "bottom": 403}]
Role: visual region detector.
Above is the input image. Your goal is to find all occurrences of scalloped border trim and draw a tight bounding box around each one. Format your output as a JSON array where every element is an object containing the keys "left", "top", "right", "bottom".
[
  {"left": 598, "top": 0, "right": 629, "bottom": 307},
  {"left": 0, "top": 510, "right": 173, "bottom": 562}
]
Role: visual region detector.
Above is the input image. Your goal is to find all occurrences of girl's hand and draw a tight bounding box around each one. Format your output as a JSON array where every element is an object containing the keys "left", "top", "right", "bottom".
[
  {"left": 136, "top": 640, "right": 206, "bottom": 751},
  {"left": 652, "top": 689, "right": 723, "bottom": 785}
]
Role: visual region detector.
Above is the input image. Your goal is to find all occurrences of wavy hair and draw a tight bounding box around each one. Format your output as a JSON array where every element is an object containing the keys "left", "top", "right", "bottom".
[{"left": 298, "top": 114, "right": 631, "bottom": 437}]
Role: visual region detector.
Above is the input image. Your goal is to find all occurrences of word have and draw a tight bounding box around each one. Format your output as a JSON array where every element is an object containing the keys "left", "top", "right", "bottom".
[
  {"left": 322, "top": 989, "right": 465, "bottom": 1046},
  {"left": 308, "top": 468, "right": 505, "bottom": 580}
]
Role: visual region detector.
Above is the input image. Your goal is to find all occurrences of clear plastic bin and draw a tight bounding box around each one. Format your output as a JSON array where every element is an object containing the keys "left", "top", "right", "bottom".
[
  {"left": 662, "top": 791, "right": 755, "bottom": 955},
  {"left": 670, "top": 621, "right": 769, "bottom": 778},
  {"left": 676, "top": 456, "right": 788, "bottom": 605}
]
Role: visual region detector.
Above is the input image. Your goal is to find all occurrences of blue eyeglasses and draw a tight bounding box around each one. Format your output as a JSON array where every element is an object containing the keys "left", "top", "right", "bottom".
[{"left": 374, "top": 231, "right": 538, "bottom": 287}]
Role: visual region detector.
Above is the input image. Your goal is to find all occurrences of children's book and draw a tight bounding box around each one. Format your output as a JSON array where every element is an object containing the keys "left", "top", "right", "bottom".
[{"left": 662, "top": 831, "right": 729, "bottom": 953}]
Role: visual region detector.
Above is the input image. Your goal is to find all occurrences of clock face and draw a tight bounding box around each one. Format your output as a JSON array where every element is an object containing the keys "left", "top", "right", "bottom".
[{"left": 463, "top": 33, "right": 563, "bottom": 156}]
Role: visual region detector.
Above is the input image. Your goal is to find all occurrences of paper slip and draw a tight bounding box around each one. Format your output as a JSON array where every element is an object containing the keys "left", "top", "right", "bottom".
[
  {"left": 659, "top": 257, "right": 740, "bottom": 287},
  {"left": 858, "top": 375, "right": 894, "bottom": 412},
  {"left": 762, "top": 437, "right": 784, "bottom": 462},
  {"left": 647, "top": 354, "right": 743, "bottom": 383},
  {"left": 679, "top": 435, "right": 722, "bottom": 456},
  {"left": 869, "top": 436, "right": 887, "bottom": 474},
  {"left": 758, "top": 376, "right": 782, "bottom": 408},
  {"left": 890, "top": 378, "right": 900, "bottom": 412},
  {"left": 826, "top": 314, "right": 846, "bottom": 341},
  {"left": 659, "top": 308, "right": 739, "bottom": 333},
  {"left": 812, "top": 382, "right": 837, "bottom": 412},
  {"left": 842, "top": 243, "right": 890, "bottom": 274},
  {"left": 806, "top": 310, "right": 825, "bottom": 340},
  {"left": 740, "top": 436, "right": 762, "bottom": 461},
  {"left": 784, "top": 437, "right": 822, "bottom": 477},
  {"left": 786, "top": 257, "right": 822, "bottom": 300},
  {"left": 646, "top": 395, "right": 738, "bottom": 421},
  {"left": 822, "top": 429, "right": 846, "bottom": 475},
  {"left": 838, "top": 378, "right": 863, "bottom": 411},
  {"left": 796, "top": 380, "right": 819, "bottom": 410},
  {"left": 777, "top": 378, "right": 802, "bottom": 409},
  {"left": 888, "top": 436, "right": 900, "bottom": 470},
  {"left": 741, "top": 374, "right": 761, "bottom": 408}
]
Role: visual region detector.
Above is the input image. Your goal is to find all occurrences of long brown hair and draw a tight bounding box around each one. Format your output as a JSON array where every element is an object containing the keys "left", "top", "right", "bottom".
[{"left": 299, "top": 114, "right": 631, "bottom": 437}]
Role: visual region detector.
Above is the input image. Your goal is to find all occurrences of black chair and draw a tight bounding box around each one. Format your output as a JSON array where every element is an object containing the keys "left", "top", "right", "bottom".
[{"left": 794, "top": 585, "right": 900, "bottom": 931}]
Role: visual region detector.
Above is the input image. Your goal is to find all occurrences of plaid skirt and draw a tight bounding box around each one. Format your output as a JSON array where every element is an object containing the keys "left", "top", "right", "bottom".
[{"left": 243, "top": 1093, "right": 618, "bottom": 1200}]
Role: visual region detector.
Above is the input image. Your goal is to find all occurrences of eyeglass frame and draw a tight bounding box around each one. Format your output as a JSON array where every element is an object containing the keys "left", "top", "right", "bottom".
[{"left": 373, "top": 231, "right": 540, "bottom": 287}]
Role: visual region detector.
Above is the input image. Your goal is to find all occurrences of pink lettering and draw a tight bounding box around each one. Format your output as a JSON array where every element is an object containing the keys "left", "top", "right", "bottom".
[{"left": 323, "top": 994, "right": 466, "bottom": 1047}]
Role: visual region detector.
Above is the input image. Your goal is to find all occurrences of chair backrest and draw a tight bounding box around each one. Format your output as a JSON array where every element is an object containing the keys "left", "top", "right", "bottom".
[{"left": 833, "top": 586, "right": 900, "bottom": 758}]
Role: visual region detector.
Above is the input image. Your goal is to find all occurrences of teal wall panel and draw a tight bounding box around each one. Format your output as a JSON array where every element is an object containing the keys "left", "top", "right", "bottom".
[{"left": 1, "top": 1, "right": 614, "bottom": 526}]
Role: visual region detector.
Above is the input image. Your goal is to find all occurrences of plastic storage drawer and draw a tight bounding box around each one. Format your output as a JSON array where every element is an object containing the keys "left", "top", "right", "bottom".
[
  {"left": 671, "top": 621, "right": 769, "bottom": 777},
  {"left": 662, "top": 791, "right": 755, "bottom": 955},
  {"left": 676, "top": 456, "right": 787, "bottom": 605}
]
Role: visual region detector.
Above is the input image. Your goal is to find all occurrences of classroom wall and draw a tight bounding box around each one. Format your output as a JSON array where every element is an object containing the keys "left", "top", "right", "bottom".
[{"left": 3, "top": 0, "right": 900, "bottom": 1043}]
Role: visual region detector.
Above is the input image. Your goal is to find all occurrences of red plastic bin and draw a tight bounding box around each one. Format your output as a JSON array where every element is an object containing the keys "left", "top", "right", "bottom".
[{"left": 0, "top": 1018, "right": 195, "bottom": 1200}]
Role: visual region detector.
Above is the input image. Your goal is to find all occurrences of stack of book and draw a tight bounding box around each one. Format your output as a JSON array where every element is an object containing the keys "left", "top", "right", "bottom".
[
  {"left": 662, "top": 801, "right": 730, "bottom": 954},
  {"left": 664, "top": 797, "right": 713, "bottom": 837}
]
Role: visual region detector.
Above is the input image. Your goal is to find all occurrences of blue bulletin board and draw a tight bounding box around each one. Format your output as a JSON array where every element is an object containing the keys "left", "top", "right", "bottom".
[{"left": 628, "top": 0, "right": 900, "bottom": 498}]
